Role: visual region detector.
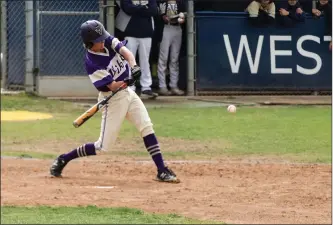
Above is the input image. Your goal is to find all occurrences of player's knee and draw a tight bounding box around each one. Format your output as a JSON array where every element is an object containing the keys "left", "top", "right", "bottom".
[{"left": 141, "top": 126, "right": 155, "bottom": 137}]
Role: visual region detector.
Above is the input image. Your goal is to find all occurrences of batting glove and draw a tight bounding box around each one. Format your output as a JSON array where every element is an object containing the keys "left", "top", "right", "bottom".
[{"left": 131, "top": 65, "right": 141, "bottom": 82}]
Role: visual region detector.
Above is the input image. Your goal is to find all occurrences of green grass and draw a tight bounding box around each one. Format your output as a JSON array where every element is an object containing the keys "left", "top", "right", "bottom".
[
  {"left": 1, "top": 206, "right": 218, "bottom": 224},
  {"left": 0, "top": 151, "right": 57, "bottom": 159},
  {"left": 1, "top": 94, "right": 331, "bottom": 163},
  {"left": 0, "top": 94, "right": 330, "bottom": 224},
  {"left": 1, "top": 93, "right": 83, "bottom": 113}
]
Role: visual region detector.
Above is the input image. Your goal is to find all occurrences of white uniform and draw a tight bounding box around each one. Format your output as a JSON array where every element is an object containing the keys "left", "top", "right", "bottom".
[
  {"left": 85, "top": 36, "right": 154, "bottom": 151},
  {"left": 157, "top": 0, "right": 184, "bottom": 92},
  {"left": 49, "top": 19, "right": 179, "bottom": 183},
  {"left": 96, "top": 87, "right": 153, "bottom": 151}
]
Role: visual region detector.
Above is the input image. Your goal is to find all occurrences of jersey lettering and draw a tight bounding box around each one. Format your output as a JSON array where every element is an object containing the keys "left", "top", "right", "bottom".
[
  {"left": 107, "top": 55, "right": 126, "bottom": 79},
  {"left": 167, "top": 1, "right": 178, "bottom": 17}
]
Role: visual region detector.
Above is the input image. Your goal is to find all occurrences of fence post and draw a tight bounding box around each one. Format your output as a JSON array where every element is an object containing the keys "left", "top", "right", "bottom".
[
  {"left": 99, "top": 0, "right": 105, "bottom": 25},
  {"left": 1, "top": 1, "right": 7, "bottom": 90},
  {"left": 25, "top": 0, "right": 34, "bottom": 92},
  {"left": 312, "top": 0, "right": 316, "bottom": 9},
  {"left": 186, "top": 0, "right": 195, "bottom": 96},
  {"left": 106, "top": 0, "right": 115, "bottom": 35},
  {"left": 35, "top": 0, "right": 40, "bottom": 92}
]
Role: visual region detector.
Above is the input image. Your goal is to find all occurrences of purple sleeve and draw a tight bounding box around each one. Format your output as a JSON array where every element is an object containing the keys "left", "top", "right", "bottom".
[{"left": 85, "top": 62, "right": 113, "bottom": 92}]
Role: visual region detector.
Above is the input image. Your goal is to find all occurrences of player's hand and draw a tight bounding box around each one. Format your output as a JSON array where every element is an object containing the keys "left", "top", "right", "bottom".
[
  {"left": 296, "top": 8, "right": 303, "bottom": 14},
  {"left": 162, "top": 15, "right": 169, "bottom": 23},
  {"left": 178, "top": 17, "right": 185, "bottom": 24},
  {"left": 124, "top": 78, "right": 135, "bottom": 86},
  {"left": 279, "top": 8, "right": 289, "bottom": 16},
  {"left": 131, "top": 65, "right": 141, "bottom": 82},
  {"left": 312, "top": 9, "right": 321, "bottom": 16}
]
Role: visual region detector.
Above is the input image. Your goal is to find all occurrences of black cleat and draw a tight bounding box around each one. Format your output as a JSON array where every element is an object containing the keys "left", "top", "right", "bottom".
[
  {"left": 50, "top": 155, "right": 68, "bottom": 177},
  {"left": 141, "top": 90, "right": 158, "bottom": 99},
  {"left": 155, "top": 167, "right": 180, "bottom": 183}
]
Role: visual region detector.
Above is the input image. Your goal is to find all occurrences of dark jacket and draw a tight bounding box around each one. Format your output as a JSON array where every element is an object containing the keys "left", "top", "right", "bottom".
[
  {"left": 255, "top": 0, "right": 273, "bottom": 3},
  {"left": 281, "top": 1, "right": 305, "bottom": 22},
  {"left": 315, "top": 2, "right": 332, "bottom": 35},
  {"left": 120, "top": 0, "right": 159, "bottom": 38}
]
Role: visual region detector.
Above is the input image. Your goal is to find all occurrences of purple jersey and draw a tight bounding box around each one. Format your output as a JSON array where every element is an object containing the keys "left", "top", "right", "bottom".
[{"left": 84, "top": 36, "right": 130, "bottom": 92}]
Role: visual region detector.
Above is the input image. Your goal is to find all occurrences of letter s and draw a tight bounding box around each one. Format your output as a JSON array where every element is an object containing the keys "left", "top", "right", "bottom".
[{"left": 296, "top": 35, "right": 322, "bottom": 75}]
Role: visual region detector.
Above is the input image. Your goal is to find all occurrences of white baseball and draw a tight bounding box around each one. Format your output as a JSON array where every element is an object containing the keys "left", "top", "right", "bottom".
[
  {"left": 227, "top": 105, "right": 236, "bottom": 113},
  {"left": 178, "top": 18, "right": 184, "bottom": 23}
]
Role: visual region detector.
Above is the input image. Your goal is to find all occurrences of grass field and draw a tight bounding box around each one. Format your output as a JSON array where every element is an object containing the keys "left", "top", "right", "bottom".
[
  {"left": 1, "top": 206, "right": 214, "bottom": 224},
  {"left": 1, "top": 94, "right": 331, "bottom": 224},
  {"left": 2, "top": 94, "right": 331, "bottom": 162}
]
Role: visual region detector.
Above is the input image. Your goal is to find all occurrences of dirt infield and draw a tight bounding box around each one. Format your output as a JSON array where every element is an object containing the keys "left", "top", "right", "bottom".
[{"left": 1, "top": 158, "right": 331, "bottom": 224}]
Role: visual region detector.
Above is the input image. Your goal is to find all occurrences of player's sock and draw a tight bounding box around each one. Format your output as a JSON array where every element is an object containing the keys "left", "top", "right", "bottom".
[
  {"left": 143, "top": 133, "right": 165, "bottom": 171},
  {"left": 61, "top": 143, "right": 96, "bottom": 163}
]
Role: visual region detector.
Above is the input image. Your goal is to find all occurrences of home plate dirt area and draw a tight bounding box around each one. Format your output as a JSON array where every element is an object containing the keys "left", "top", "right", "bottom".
[{"left": 1, "top": 157, "right": 331, "bottom": 224}]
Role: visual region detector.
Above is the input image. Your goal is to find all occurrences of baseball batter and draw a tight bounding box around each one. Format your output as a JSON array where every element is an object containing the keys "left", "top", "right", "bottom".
[
  {"left": 50, "top": 20, "right": 180, "bottom": 183},
  {"left": 157, "top": 0, "right": 186, "bottom": 96}
]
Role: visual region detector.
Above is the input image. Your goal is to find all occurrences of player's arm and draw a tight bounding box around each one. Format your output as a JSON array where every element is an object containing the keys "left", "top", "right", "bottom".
[
  {"left": 108, "top": 36, "right": 137, "bottom": 68},
  {"left": 107, "top": 81, "right": 125, "bottom": 92},
  {"left": 87, "top": 64, "right": 124, "bottom": 93},
  {"left": 119, "top": 46, "right": 141, "bottom": 85},
  {"left": 121, "top": 0, "right": 154, "bottom": 17},
  {"left": 118, "top": 46, "right": 141, "bottom": 82},
  {"left": 108, "top": 36, "right": 141, "bottom": 85},
  {"left": 119, "top": 46, "right": 137, "bottom": 68},
  {"left": 147, "top": 0, "right": 158, "bottom": 17}
]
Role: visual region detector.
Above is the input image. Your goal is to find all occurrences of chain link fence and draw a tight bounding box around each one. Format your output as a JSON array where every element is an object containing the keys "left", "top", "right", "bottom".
[
  {"left": 1, "top": 0, "right": 102, "bottom": 92},
  {"left": 37, "top": 0, "right": 101, "bottom": 76},
  {"left": 1, "top": 0, "right": 26, "bottom": 91}
]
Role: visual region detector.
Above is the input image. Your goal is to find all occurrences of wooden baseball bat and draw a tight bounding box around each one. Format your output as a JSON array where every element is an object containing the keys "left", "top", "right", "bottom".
[{"left": 73, "top": 83, "right": 127, "bottom": 128}]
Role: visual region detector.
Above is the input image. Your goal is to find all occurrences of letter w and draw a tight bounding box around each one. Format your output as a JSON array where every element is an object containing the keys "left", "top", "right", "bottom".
[{"left": 223, "top": 35, "right": 263, "bottom": 74}]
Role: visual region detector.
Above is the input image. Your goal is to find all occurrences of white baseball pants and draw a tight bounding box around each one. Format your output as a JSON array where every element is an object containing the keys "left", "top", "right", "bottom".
[
  {"left": 94, "top": 87, "right": 153, "bottom": 151},
  {"left": 157, "top": 25, "right": 182, "bottom": 89},
  {"left": 125, "top": 37, "right": 152, "bottom": 91}
]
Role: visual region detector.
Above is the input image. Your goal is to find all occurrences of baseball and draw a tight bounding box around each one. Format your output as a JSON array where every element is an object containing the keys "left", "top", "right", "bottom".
[
  {"left": 227, "top": 105, "right": 236, "bottom": 113},
  {"left": 178, "top": 18, "right": 184, "bottom": 23}
]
